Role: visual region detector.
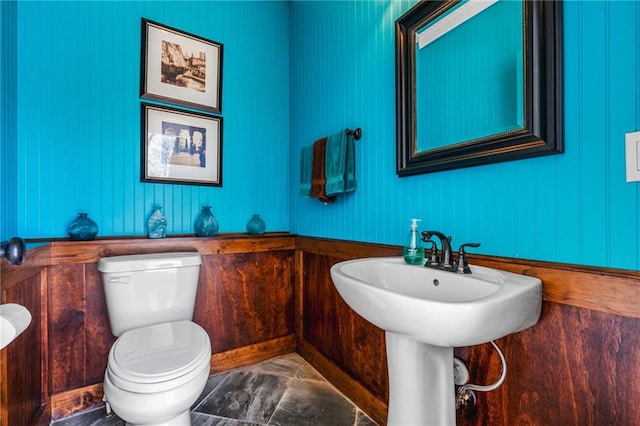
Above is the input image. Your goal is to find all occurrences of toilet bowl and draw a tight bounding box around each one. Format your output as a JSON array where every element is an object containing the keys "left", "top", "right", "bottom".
[
  {"left": 98, "top": 252, "right": 210, "bottom": 425},
  {"left": 103, "top": 320, "right": 211, "bottom": 425}
]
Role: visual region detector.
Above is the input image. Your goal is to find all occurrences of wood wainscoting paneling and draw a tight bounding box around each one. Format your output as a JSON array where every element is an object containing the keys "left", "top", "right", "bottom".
[
  {"left": 466, "top": 255, "right": 640, "bottom": 319},
  {"left": 0, "top": 245, "right": 51, "bottom": 426},
  {"left": 4, "top": 234, "right": 640, "bottom": 425},
  {"left": 454, "top": 301, "right": 640, "bottom": 425},
  {"left": 295, "top": 237, "right": 400, "bottom": 425},
  {"left": 301, "top": 251, "right": 388, "bottom": 401},
  {"left": 194, "top": 251, "right": 295, "bottom": 355},
  {"left": 295, "top": 237, "right": 640, "bottom": 426},
  {"left": 47, "top": 234, "right": 296, "bottom": 266},
  {"left": 48, "top": 261, "right": 115, "bottom": 393},
  {"left": 44, "top": 235, "right": 297, "bottom": 419}
]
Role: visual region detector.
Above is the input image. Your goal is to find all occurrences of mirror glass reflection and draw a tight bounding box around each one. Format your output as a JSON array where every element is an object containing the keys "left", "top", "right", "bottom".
[{"left": 415, "top": 1, "right": 524, "bottom": 151}]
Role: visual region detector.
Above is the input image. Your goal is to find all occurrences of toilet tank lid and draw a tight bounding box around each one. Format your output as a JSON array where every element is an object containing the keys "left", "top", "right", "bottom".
[{"left": 98, "top": 252, "right": 202, "bottom": 273}]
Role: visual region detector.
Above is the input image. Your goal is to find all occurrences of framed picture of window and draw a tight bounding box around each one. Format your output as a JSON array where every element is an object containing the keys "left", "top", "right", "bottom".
[
  {"left": 141, "top": 103, "right": 222, "bottom": 186},
  {"left": 141, "top": 18, "right": 223, "bottom": 114}
]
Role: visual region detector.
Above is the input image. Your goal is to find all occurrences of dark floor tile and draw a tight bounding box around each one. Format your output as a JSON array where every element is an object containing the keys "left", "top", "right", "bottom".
[
  {"left": 194, "top": 370, "right": 290, "bottom": 424},
  {"left": 250, "top": 354, "right": 325, "bottom": 382},
  {"left": 291, "top": 359, "right": 327, "bottom": 382},
  {"left": 191, "top": 412, "right": 260, "bottom": 426},
  {"left": 51, "top": 407, "right": 124, "bottom": 426},
  {"left": 268, "top": 379, "right": 357, "bottom": 426},
  {"left": 356, "top": 410, "right": 379, "bottom": 426},
  {"left": 194, "top": 371, "right": 231, "bottom": 408},
  {"left": 51, "top": 354, "right": 379, "bottom": 426}
]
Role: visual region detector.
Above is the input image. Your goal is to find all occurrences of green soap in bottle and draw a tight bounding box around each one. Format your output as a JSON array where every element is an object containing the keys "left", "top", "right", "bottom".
[{"left": 403, "top": 218, "right": 425, "bottom": 265}]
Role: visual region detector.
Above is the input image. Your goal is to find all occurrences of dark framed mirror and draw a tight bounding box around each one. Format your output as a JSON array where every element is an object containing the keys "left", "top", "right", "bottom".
[{"left": 396, "top": 0, "right": 563, "bottom": 176}]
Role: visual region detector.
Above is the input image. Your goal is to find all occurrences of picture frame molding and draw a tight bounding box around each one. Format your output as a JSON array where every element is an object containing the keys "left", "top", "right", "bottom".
[
  {"left": 140, "top": 18, "right": 223, "bottom": 114},
  {"left": 141, "top": 102, "right": 223, "bottom": 187}
]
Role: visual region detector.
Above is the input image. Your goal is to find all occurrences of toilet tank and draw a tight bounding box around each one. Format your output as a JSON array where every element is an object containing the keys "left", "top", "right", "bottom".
[{"left": 98, "top": 252, "right": 202, "bottom": 336}]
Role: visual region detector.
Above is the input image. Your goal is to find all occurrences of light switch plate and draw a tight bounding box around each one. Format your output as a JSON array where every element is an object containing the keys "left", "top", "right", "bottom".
[{"left": 625, "top": 131, "right": 640, "bottom": 182}]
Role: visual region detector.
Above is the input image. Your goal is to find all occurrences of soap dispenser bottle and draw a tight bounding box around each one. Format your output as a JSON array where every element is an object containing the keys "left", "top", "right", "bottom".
[{"left": 403, "top": 218, "right": 425, "bottom": 265}]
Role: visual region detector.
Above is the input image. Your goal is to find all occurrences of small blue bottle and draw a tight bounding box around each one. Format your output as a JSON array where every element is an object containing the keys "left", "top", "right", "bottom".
[
  {"left": 67, "top": 213, "right": 99, "bottom": 241},
  {"left": 194, "top": 206, "right": 219, "bottom": 237},
  {"left": 246, "top": 214, "right": 266, "bottom": 235},
  {"left": 147, "top": 206, "right": 167, "bottom": 239}
]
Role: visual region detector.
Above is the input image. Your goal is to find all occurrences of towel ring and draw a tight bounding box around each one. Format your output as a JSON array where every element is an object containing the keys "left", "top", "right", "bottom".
[{"left": 346, "top": 128, "right": 362, "bottom": 140}]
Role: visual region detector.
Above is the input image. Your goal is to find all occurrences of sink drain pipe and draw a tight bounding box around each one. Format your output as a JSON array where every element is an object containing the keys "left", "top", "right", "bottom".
[{"left": 455, "top": 340, "right": 507, "bottom": 409}]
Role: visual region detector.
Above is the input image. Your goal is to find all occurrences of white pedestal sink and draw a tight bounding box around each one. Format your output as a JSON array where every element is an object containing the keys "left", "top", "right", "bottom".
[{"left": 330, "top": 257, "right": 542, "bottom": 426}]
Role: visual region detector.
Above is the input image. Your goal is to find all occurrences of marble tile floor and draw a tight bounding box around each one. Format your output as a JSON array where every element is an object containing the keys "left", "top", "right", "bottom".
[{"left": 51, "top": 353, "right": 379, "bottom": 426}]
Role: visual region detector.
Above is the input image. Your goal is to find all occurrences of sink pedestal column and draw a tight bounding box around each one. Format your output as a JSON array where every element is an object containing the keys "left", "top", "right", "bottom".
[{"left": 386, "top": 331, "right": 456, "bottom": 426}]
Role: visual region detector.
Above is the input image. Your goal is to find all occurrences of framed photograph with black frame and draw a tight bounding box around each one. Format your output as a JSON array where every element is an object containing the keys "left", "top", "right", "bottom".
[
  {"left": 141, "top": 103, "right": 222, "bottom": 187},
  {"left": 141, "top": 18, "right": 223, "bottom": 114}
]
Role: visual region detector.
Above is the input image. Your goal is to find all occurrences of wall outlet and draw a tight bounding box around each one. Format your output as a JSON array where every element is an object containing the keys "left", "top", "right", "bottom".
[{"left": 625, "top": 131, "right": 640, "bottom": 182}]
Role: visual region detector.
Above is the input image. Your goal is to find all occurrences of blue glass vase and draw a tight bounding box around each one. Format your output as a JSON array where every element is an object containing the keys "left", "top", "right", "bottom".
[
  {"left": 194, "top": 206, "right": 219, "bottom": 237},
  {"left": 67, "top": 213, "right": 98, "bottom": 241},
  {"left": 147, "top": 206, "right": 167, "bottom": 239},
  {"left": 246, "top": 214, "right": 266, "bottom": 235}
]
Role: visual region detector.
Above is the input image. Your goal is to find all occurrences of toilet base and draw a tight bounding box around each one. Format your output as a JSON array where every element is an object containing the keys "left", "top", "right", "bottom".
[
  {"left": 125, "top": 410, "right": 190, "bottom": 426},
  {"left": 103, "top": 359, "right": 210, "bottom": 426}
]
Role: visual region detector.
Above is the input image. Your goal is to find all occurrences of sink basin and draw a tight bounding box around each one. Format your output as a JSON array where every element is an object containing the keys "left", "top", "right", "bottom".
[
  {"left": 0, "top": 303, "right": 32, "bottom": 350},
  {"left": 330, "top": 256, "right": 542, "bottom": 425},
  {"left": 330, "top": 256, "right": 541, "bottom": 348}
]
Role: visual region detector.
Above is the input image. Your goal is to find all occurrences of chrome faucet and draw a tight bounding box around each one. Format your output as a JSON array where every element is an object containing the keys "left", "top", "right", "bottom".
[{"left": 421, "top": 231, "right": 480, "bottom": 274}]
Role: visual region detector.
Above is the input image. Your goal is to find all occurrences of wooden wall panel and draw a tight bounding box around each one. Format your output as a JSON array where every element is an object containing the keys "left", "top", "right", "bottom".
[
  {"left": 47, "top": 234, "right": 295, "bottom": 265},
  {"left": 6, "top": 235, "right": 640, "bottom": 425},
  {"left": 1, "top": 274, "right": 43, "bottom": 425},
  {"left": 43, "top": 236, "right": 297, "bottom": 418},
  {"left": 48, "top": 262, "right": 115, "bottom": 395},
  {"left": 194, "top": 251, "right": 295, "bottom": 354},
  {"left": 302, "top": 252, "right": 388, "bottom": 401},
  {"left": 469, "top": 255, "right": 640, "bottom": 319},
  {"left": 44, "top": 236, "right": 296, "bottom": 393},
  {"left": 83, "top": 262, "right": 116, "bottom": 385},
  {"left": 48, "top": 264, "right": 89, "bottom": 393},
  {"left": 455, "top": 302, "right": 640, "bottom": 426},
  {"left": 0, "top": 247, "right": 49, "bottom": 426}
]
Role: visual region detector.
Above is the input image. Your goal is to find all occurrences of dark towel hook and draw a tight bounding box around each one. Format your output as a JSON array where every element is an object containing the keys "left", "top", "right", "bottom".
[{"left": 346, "top": 128, "right": 362, "bottom": 140}]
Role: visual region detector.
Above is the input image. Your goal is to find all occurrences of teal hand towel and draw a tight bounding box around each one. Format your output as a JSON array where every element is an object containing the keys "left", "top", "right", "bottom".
[
  {"left": 343, "top": 132, "right": 356, "bottom": 192},
  {"left": 299, "top": 145, "right": 313, "bottom": 197},
  {"left": 325, "top": 130, "right": 356, "bottom": 196}
]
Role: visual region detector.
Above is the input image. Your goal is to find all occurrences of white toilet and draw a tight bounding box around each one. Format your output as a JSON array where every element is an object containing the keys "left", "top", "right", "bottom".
[{"left": 98, "top": 252, "right": 212, "bottom": 426}]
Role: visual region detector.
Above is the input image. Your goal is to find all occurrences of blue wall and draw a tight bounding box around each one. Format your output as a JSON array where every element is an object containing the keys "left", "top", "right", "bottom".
[
  {"left": 10, "top": 0, "right": 290, "bottom": 239},
  {"left": 289, "top": 0, "right": 640, "bottom": 271},
  {"left": 3, "top": 1, "right": 640, "bottom": 271},
  {"left": 1, "top": 0, "right": 18, "bottom": 241}
]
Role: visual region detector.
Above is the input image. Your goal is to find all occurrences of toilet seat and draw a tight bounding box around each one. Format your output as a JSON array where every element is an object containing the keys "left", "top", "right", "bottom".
[{"left": 107, "top": 320, "right": 211, "bottom": 393}]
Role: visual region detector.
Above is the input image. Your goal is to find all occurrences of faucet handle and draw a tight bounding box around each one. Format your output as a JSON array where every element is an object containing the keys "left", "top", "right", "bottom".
[
  {"left": 459, "top": 243, "right": 480, "bottom": 250},
  {"left": 455, "top": 243, "right": 481, "bottom": 274},
  {"left": 424, "top": 240, "right": 439, "bottom": 266}
]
